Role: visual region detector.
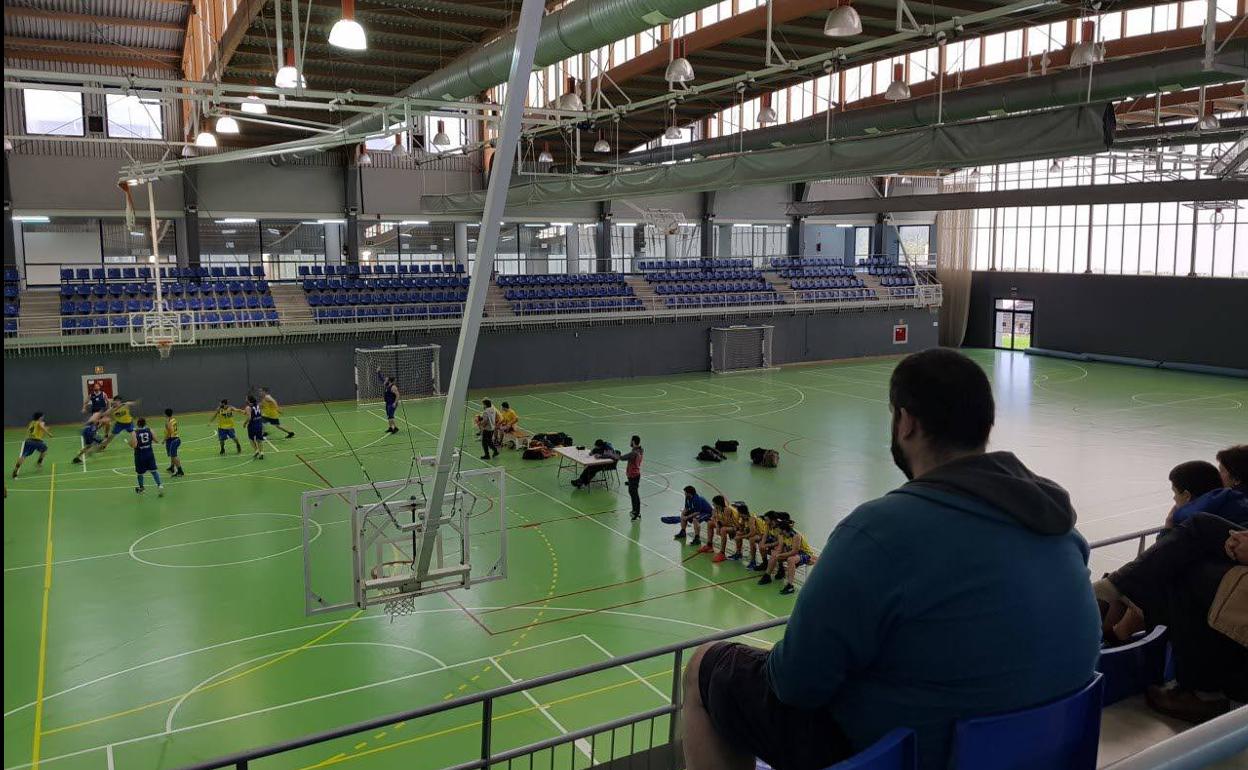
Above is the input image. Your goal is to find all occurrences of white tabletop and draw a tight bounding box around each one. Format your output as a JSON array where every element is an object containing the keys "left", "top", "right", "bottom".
[{"left": 554, "top": 445, "right": 616, "bottom": 467}]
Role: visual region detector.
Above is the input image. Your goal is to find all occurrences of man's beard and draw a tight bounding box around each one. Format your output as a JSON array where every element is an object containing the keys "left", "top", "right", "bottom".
[{"left": 890, "top": 415, "right": 914, "bottom": 480}]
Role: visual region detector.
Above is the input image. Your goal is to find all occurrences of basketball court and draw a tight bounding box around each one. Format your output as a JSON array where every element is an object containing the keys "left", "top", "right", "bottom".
[{"left": 4, "top": 349, "right": 1245, "bottom": 770}]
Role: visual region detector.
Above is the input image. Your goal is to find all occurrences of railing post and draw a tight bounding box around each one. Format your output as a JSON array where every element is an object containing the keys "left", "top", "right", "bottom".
[
  {"left": 1137, "top": 534, "right": 1148, "bottom": 557},
  {"left": 481, "top": 697, "right": 493, "bottom": 765},
  {"left": 668, "top": 648, "right": 684, "bottom": 747}
]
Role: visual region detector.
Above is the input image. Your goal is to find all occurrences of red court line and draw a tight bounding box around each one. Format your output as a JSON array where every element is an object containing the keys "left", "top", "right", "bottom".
[{"left": 446, "top": 589, "right": 497, "bottom": 637}]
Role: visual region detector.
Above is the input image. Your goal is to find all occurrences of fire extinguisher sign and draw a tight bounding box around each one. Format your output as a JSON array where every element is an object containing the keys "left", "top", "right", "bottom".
[{"left": 893, "top": 323, "right": 909, "bottom": 345}]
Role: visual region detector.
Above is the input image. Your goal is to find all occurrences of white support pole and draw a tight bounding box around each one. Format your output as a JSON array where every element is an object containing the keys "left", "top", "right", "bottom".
[
  {"left": 415, "top": 0, "right": 546, "bottom": 581},
  {"left": 146, "top": 183, "right": 164, "bottom": 312}
]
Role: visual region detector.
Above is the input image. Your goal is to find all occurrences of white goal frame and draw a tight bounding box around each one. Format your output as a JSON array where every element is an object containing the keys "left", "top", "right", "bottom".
[
  {"left": 709, "top": 325, "right": 776, "bottom": 374},
  {"left": 355, "top": 344, "right": 442, "bottom": 406}
]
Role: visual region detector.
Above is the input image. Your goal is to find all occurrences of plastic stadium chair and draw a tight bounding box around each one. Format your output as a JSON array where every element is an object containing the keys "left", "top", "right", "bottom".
[
  {"left": 952, "top": 674, "right": 1103, "bottom": 770},
  {"left": 1097, "top": 626, "right": 1168, "bottom": 706}
]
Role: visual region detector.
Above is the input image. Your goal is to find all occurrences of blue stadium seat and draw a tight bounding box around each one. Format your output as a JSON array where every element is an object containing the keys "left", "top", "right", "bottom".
[
  {"left": 820, "top": 729, "right": 917, "bottom": 769},
  {"left": 1097, "top": 626, "right": 1168, "bottom": 706},
  {"left": 952, "top": 674, "right": 1103, "bottom": 770}
]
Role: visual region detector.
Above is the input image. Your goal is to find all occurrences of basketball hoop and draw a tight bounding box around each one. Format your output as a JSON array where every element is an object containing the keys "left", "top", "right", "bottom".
[
  {"left": 371, "top": 561, "right": 419, "bottom": 622},
  {"left": 155, "top": 338, "right": 174, "bottom": 359}
]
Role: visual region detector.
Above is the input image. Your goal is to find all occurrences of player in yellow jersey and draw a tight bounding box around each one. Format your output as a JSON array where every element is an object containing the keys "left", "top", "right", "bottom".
[
  {"left": 209, "top": 398, "right": 244, "bottom": 454},
  {"left": 698, "top": 496, "right": 736, "bottom": 555},
  {"left": 746, "top": 510, "right": 782, "bottom": 572},
  {"left": 163, "top": 408, "right": 185, "bottom": 477},
  {"left": 712, "top": 501, "right": 750, "bottom": 563},
  {"left": 13, "top": 411, "right": 52, "bottom": 478},
  {"left": 759, "top": 514, "right": 817, "bottom": 595},
  {"left": 257, "top": 387, "right": 295, "bottom": 439},
  {"left": 100, "top": 395, "right": 139, "bottom": 449}
]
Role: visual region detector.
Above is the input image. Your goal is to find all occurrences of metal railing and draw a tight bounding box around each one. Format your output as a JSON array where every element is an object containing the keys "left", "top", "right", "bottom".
[{"left": 174, "top": 528, "right": 1178, "bottom": 770}]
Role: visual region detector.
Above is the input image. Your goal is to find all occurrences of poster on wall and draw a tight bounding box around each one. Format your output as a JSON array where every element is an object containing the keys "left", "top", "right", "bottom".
[
  {"left": 893, "top": 323, "right": 909, "bottom": 345},
  {"left": 82, "top": 373, "right": 118, "bottom": 404}
]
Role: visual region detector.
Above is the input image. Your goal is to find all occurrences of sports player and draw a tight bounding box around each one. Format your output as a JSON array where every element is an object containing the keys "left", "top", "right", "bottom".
[
  {"left": 257, "top": 387, "right": 295, "bottom": 439},
  {"left": 164, "top": 408, "right": 184, "bottom": 476},
  {"left": 210, "top": 399, "right": 244, "bottom": 454},
  {"left": 13, "top": 412, "right": 52, "bottom": 478},
  {"left": 759, "top": 515, "right": 817, "bottom": 595},
  {"left": 376, "top": 368, "right": 399, "bottom": 434},
  {"left": 82, "top": 382, "right": 109, "bottom": 417},
  {"left": 129, "top": 417, "right": 163, "bottom": 496},
  {"left": 244, "top": 395, "right": 266, "bottom": 459},
  {"left": 100, "top": 395, "right": 139, "bottom": 449},
  {"left": 71, "top": 411, "right": 109, "bottom": 465}
]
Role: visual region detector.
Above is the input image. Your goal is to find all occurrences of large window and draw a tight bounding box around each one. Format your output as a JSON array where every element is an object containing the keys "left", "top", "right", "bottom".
[
  {"left": 23, "top": 89, "right": 85, "bottom": 136},
  {"left": 102, "top": 221, "right": 176, "bottom": 264},
  {"left": 897, "top": 225, "right": 932, "bottom": 265},
  {"left": 106, "top": 93, "right": 163, "bottom": 139},
  {"left": 854, "top": 227, "right": 872, "bottom": 261},
  {"left": 729, "top": 224, "right": 786, "bottom": 263}
]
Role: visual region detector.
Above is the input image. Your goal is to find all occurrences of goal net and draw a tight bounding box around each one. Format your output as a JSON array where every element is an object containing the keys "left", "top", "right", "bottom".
[
  {"left": 710, "top": 326, "right": 775, "bottom": 373},
  {"left": 355, "top": 345, "right": 441, "bottom": 405}
]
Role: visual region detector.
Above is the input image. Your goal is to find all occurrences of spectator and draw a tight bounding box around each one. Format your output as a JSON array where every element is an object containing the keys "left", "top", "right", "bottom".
[
  {"left": 680, "top": 348, "right": 1100, "bottom": 770},
  {"left": 1170, "top": 445, "right": 1248, "bottom": 528},
  {"left": 478, "top": 399, "right": 498, "bottom": 461},
  {"left": 1095, "top": 513, "right": 1247, "bottom": 722},
  {"left": 674, "top": 486, "right": 714, "bottom": 546},
  {"left": 571, "top": 439, "right": 618, "bottom": 489},
  {"left": 497, "top": 401, "right": 520, "bottom": 440},
  {"left": 619, "top": 436, "right": 644, "bottom": 520}
]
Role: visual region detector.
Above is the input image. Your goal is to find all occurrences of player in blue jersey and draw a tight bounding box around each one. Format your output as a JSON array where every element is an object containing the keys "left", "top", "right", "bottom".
[
  {"left": 377, "top": 368, "right": 400, "bottom": 434},
  {"left": 129, "top": 417, "right": 163, "bottom": 496},
  {"left": 71, "top": 411, "right": 110, "bottom": 465},
  {"left": 244, "top": 395, "right": 266, "bottom": 459},
  {"left": 82, "top": 382, "right": 109, "bottom": 418}
]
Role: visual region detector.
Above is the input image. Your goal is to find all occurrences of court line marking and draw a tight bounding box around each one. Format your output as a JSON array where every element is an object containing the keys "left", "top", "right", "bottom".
[
  {"left": 292, "top": 416, "right": 336, "bottom": 448},
  {"left": 528, "top": 394, "right": 597, "bottom": 420},
  {"left": 559, "top": 391, "right": 633, "bottom": 415},
  {"left": 127, "top": 513, "right": 324, "bottom": 570},
  {"left": 489, "top": 656, "right": 594, "bottom": 761},
  {"left": 164, "top": 641, "right": 448, "bottom": 733},
  {"left": 104, "top": 746, "right": 113, "bottom": 770},
  {"left": 579, "top": 636, "right": 669, "bottom": 703},
  {"left": 30, "top": 464, "right": 56, "bottom": 770}
]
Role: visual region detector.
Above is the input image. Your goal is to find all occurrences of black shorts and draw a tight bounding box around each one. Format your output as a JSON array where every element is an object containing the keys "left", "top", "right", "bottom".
[{"left": 698, "top": 642, "right": 852, "bottom": 770}]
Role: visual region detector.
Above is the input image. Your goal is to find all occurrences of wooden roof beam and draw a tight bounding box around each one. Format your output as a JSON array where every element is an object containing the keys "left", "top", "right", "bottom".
[{"left": 3, "top": 7, "right": 185, "bottom": 32}]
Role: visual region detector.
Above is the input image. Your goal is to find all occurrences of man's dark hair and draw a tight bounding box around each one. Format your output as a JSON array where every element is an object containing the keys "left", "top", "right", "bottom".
[
  {"left": 164, "top": 408, "right": 174, "bottom": 417},
  {"left": 137, "top": 417, "right": 147, "bottom": 427},
  {"left": 501, "top": 401, "right": 510, "bottom": 409},
  {"left": 1217, "top": 445, "right": 1248, "bottom": 487},
  {"left": 712, "top": 495, "right": 726, "bottom": 507},
  {"left": 1168, "top": 460, "right": 1222, "bottom": 498},
  {"left": 631, "top": 435, "right": 641, "bottom": 445},
  {"left": 483, "top": 399, "right": 492, "bottom": 408},
  {"left": 889, "top": 349, "right": 995, "bottom": 451},
  {"left": 683, "top": 485, "right": 697, "bottom": 496},
  {"left": 32, "top": 411, "right": 43, "bottom": 420}
]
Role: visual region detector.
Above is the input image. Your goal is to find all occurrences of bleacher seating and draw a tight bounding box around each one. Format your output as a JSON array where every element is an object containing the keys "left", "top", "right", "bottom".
[
  {"left": 302, "top": 273, "right": 469, "bottom": 323},
  {"left": 59, "top": 264, "right": 277, "bottom": 334},
  {"left": 297, "top": 263, "right": 465, "bottom": 277},
  {"left": 825, "top": 729, "right": 916, "bottom": 769},
  {"left": 770, "top": 257, "right": 845, "bottom": 269},
  {"left": 4, "top": 268, "right": 19, "bottom": 336},
  {"left": 797, "top": 289, "right": 877, "bottom": 303},
  {"left": 1096, "top": 626, "right": 1169, "bottom": 706},
  {"left": 502, "top": 273, "right": 642, "bottom": 316},
  {"left": 663, "top": 292, "right": 783, "bottom": 308},
  {"left": 637, "top": 258, "right": 753, "bottom": 271},
  {"left": 789, "top": 277, "right": 866, "bottom": 290}
]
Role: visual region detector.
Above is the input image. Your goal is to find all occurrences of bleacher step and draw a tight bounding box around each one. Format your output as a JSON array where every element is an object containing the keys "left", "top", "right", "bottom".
[
  {"left": 18, "top": 288, "right": 63, "bottom": 336},
  {"left": 270, "top": 283, "right": 314, "bottom": 324}
]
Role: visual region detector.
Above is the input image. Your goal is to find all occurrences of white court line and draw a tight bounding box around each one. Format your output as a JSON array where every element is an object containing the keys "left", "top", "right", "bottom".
[
  {"left": 292, "top": 416, "right": 335, "bottom": 448},
  {"left": 490, "top": 656, "right": 594, "bottom": 761},
  {"left": 561, "top": 391, "right": 633, "bottom": 414},
  {"left": 780, "top": 375, "right": 888, "bottom": 405},
  {"left": 578, "top": 636, "right": 669, "bottom": 703},
  {"left": 528, "top": 393, "right": 599, "bottom": 420},
  {"left": 105, "top": 745, "right": 114, "bottom": 770}
]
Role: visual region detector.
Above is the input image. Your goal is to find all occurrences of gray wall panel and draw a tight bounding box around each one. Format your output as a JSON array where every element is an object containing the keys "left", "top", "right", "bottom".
[
  {"left": 966, "top": 271, "right": 1248, "bottom": 369},
  {"left": 4, "top": 309, "right": 936, "bottom": 425}
]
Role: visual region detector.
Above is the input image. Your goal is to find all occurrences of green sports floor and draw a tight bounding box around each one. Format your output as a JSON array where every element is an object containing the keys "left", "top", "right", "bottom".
[{"left": 4, "top": 349, "right": 1247, "bottom": 770}]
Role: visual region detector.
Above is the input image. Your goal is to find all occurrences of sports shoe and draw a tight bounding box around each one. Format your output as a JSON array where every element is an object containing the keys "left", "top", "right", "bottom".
[
  {"left": 698, "top": 545, "right": 714, "bottom": 554},
  {"left": 219, "top": 448, "right": 225, "bottom": 455},
  {"left": 779, "top": 584, "right": 795, "bottom": 595},
  {"left": 1146, "top": 685, "right": 1229, "bottom": 724},
  {"left": 72, "top": 457, "right": 82, "bottom": 465},
  {"left": 728, "top": 553, "right": 742, "bottom": 561},
  {"left": 480, "top": 455, "right": 491, "bottom": 461},
  {"left": 711, "top": 553, "right": 726, "bottom": 563},
  {"left": 630, "top": 512, "right": 640, "bottom": 521},
  {"left": 257, "top": 453, "right": 264, "bottom": 460},
  {"left": 286, "top": 432, "right": 295, "bottom": 438},
  {"left": 757, "top": 574, "right": 773, "bottom": 586},
  {"left": 166, "top": 465, "right": 174, "bottom": 472},
  {"left": 690, "top": 537, "right": 701, "bottom": 546},
  {"left": 571, "top": 479, "right": 583, "bottom": 488},
  {"left": 135, "top": 486, "right": 145, "bottom": 494},
  {"left": 157, "top": 486, "right": 165, "bottom": 498},
  {"left": 176, "top": 469, "right": 185, "bottom": 477},
  {"left": 673, "top": 531, "right": 687, "bottom": 540},
  {"left": 746, "top": 560, "right": 759, "bottom": 570}
]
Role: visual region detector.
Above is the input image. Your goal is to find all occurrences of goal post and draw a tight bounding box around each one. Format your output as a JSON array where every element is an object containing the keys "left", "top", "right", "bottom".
[
  {"left": 709, "top": 325, "right": 775, "bottom": 374},
  {"left": 355, "top": 344, "right": 441, "bottom": 405}
]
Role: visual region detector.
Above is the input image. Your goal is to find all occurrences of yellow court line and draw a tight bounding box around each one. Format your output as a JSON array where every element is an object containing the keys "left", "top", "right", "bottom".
[
  {"left": 41, "top": 609, "right": 364, "bottom": 737},
  {"left": 298, "top": 668, "right": 674, "bottom": 770},
  {"left": 32, "top": 464, "right": 57, "bottom": 770}
]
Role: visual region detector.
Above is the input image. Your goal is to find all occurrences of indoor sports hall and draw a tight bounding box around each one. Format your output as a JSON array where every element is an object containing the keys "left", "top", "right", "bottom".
[{"left": 2, "top": 1, "right": 1247, "bottom": 769}]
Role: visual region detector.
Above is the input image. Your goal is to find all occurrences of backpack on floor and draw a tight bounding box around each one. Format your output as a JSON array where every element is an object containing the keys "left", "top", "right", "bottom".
[
  {"left": 697, "top": 445, "right": 726, "bottom": 462},
  {"left": 751, "top": 447, "right": 779, "bottom": 468},
  {"left": 715, "top": 439, "right": 739, "bottom": 453},
  {"left": 749, "top": 447, "right": 766, "bottom": 464}
]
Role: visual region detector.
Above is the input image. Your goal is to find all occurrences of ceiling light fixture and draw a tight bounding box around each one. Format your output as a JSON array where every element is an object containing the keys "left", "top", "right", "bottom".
[
  {"left": 275, "top": 48, "right": 305, "bottom": 89},
  {"left": 432, "top": 120, "right": 451, "bottom": 146},
  {"left": 391, "top": 133, "right": 408, "bottom": 157},
  {"left": 823, "top": 0, "right": 862, "bottom": 37},
  {"left": 1048, "top": 158, "right": 1063, "bottom": 173},
  {"left": 758, "top": 92, "right": 778, "bottom": 124},
  {"left": 357, "top": 145, "right": 372, "bottom": 166},
  {"left": 1197, "top": 101, "right": 1220, "bottom": 131},
  {"left": 181, "top": 142, "right": 196, "bottom": 157},
  {"left": 593, "top": 132, "right": 611, "bottom": 153},
  {"left": 241, "top": 94, "right": 267, "bottom": 114},
  {"left": 538, "top": 142, "right": 554, "bottom": 164},
  {"left": 194, "top": 120, "right": 217, "bottom": 148},
  {"left": 556, "top": 77, "right": 584, "bottom": 111},
  {"left": 329, "top": 0, "right": 367, "bottom": 50},
  {"left": 1069, "top": 20, "right": 1103, "bottom": 68},
  {"left": 884, "top": 63, "right": 910, "bottom": 101},
  {"left": 664, "top": 125, "right": 684, "bottom": 140},
  {"left": 215, "top": 115, "right": 240, "bottom": 134},
  {"left": 3, "top": 137, "right": 13, "bottom": 152},
  {"left": 665, "top": 39, "right": 695, "bottom": 84}
]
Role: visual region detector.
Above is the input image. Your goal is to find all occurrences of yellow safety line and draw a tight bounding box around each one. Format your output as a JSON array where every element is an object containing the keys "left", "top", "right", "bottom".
[
  {"left": 41, "top": 609, "right": 363, "bottom": 737},
  {"left": 31, "top": 464, "right": 57, "bottom": 770},
  {"left": 297, "top": 668, "right": 673, "bottom": 770}
]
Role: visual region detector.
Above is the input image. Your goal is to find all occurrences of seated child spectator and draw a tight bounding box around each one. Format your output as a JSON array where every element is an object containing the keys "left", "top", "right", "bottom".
[
  {"left": 497, "top": 402, "right": 520, "bottom": 437},
  {"left": 744, "top": 510, "right": 780, "bottom": 571},
  {"left": 1169, "top": 445, "right": 1248, "bottom": 528},
  {"left": 712, "top": 501, "right": 750, "bottom": 563},
  {"left": 699, "top": 496, "right": 737, "bottom": 555},
  {"left": 674, "top": 486, "right": 714, "bottom": 545}
]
